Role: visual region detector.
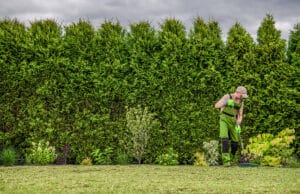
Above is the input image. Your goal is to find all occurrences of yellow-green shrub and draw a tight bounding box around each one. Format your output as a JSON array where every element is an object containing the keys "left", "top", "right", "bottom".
[{"left": 242, "top": 128, "right": 295, "bottom": 167}]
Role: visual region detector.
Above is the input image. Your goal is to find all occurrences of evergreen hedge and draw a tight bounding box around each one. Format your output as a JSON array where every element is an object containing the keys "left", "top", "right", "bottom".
[{"left": 0, "top": 15, "right": 298, "bottom": 164}]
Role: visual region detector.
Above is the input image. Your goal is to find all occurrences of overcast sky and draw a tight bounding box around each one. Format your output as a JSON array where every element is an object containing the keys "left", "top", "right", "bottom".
[{"left": 0, "top": 0, "right": 299, "bottom": 41}]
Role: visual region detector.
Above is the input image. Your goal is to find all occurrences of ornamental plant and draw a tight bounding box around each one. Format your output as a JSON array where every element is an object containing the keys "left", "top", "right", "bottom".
[
  {"left": 25, "top": 140, "right": 57, "bottom": 165},
  {"left": 126, "top": 105, "right": 159, "bottom": 164},
  {"left": 203, "top": 140, "right": 220, "bottom": 166},
  {"left": 242, "top": 128, "right": 295, "bottom": 167},
  {"left": 193, "top": 152, "right": 208, "bottom": 166},
  {"left": 81, "top": 157, "right": 92, "bottom": 165},
  {"left": 91, "top": 147, "right": 114, "bottom": 165}
]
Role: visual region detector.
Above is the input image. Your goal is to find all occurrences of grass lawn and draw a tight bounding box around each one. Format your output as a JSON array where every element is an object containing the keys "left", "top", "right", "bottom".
[{"left": 0, "top": 165, "right": 299, "bottom": 193}]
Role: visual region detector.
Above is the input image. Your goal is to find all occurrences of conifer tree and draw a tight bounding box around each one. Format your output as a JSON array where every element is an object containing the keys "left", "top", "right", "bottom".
[
  {"left": 254, "top": 14, "right": 296, "bottom": 134},
  {"left": 224, "top": 23, "right": 257, "bottom": 138},
  {"left": 64, "top": 20, "right": 95, "bottom": 63},
  {"left": 157, "top": 18, "right": 192, "bottom": 163},
  {"left": 287, "top": 23, "right": 300, "bottom": 155},
  {"left": 188, "top": 17, "right": 224, "bottom": 141},
  {"left": 225, "top": 23, "right": 256, "bottom": 87},
  {"left": 0, "top": 19, "right": 28, "bottom": 148},
  {"left": 125, "top": 22, "right": 163, "bottom": 163}
]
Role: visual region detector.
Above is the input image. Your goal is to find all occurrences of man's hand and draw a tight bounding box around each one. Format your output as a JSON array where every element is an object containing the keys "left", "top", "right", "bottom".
[
  {"left": 227, "top": 99, "right": 235, "bottom": 107},
  {"left": 235, "top": 125, "right": 241, "bottom": 134}
]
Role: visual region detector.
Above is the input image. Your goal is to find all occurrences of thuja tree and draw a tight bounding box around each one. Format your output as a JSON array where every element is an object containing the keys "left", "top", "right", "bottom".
[
  {"left": 63, "top": 19, "right": 95, "bottom": 63},
  {"left": 224, "top": 23, "right": 256, "bottom": 87},
  {"left": 22, "top": 20, "right": 65, "bottom": 153},
  {"left": 0, "top": 19, "right": 29, "bottom": 150},
  {"left": 62, "top": 20, "right": 104, "bottom": 163},
  {"left": 188, "top": 18, "right": 224, "bottom": 152},
  {"left": 287, "top": 23, "right": 300, "bottom": 155},
  {"left": 126, "top": 21, "right": 163, "bottom": 163},
  {"left": 93, "top": 20, "right": 129, "bottom": 121},
  {"left": 156, "top": 18, "right": 194, "bottom": 163},
  {"left": 81, "top": 21, "right": 130, "bottom": 163},
  {"left": 224, "top": 23, "right": 257, "bottom": 139},
  {"left": 254, "top": 14, "right": 297, "bottom": 135},
  {"left": 126, "top": 21, "right": 159, "bottom": 107}
]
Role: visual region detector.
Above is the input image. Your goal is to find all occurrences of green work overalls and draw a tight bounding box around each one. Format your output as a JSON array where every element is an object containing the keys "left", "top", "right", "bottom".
[{"left": 220, "top": 94, "right": 242, "bottom": 166}]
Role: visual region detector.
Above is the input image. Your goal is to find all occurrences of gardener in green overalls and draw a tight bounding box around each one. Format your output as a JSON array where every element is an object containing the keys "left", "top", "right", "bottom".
[{"left": 215, "top": 86, "right": 248, "bottom": 166}]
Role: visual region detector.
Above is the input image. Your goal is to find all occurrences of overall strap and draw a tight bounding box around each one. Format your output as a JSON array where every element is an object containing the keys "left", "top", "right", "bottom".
[{"left": 228, "top": 94, "right": 232, "bottom": 99}]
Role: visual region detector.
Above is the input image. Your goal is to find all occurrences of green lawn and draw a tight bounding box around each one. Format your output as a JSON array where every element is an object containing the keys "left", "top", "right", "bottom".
[{"left": 1, "top": 165, "right": 299, "bottom": 193}]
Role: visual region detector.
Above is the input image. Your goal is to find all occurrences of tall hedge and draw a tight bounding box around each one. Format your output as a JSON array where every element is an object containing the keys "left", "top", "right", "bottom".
[
  {"left": 287, "top": 23, "right": 300, "bottom": 155},
  {"left": 0, "top": 14, "right": 298, "bottom": 164}
]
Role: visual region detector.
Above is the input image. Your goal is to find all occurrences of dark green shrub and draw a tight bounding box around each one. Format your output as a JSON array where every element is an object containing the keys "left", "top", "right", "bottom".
[
  {"left": 285, "top": 156, "right": 300, "bottom": 168},
  {"left": 1, "top": 147, "right": 16, "bottom": 166},
  {"left": 91, "top": 147, "right": 114, "bottom": 165},
  {"left": 116, "top": 150, "right": 132, "bottom": 165}
]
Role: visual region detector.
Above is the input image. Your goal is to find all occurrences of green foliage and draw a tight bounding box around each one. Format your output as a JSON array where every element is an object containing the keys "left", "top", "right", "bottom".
[
  {"left": 91, "top": 147, "right": 114, "bottom": 165},
  {"left": 0, "top": 15, "right": 298, "bottom": 165},
  {"left": 249, "top": 14, "right": 296, "bottom": 137},
  {"left": 115, "top": 150, "right": 131, "bottom": 165},
  {"left": 0, "top": 147, "right": 16, "bottom": 166},
  {"left": 287, "top": 23, "right": 300, "bottom": 156},
  {"left": 285, "top": 156, "right": 300, "bottom": 168},
  {"left": 242, "top": 128, "right": 295, "bottom": 167},
  {"left": 203, "top": 140, "right": 220, "bottom": 166},
  {"left": 156, "top": 148, "right": 179, "bottom": 166},
  {"left": 25, "top": 140, "right": 57, "bottom": 165}
]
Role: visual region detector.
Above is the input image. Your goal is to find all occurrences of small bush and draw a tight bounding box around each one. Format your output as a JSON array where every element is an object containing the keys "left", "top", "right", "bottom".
[
  {"left": 203, "top": 140, "right": 219, "bottom": 166},
  {"left": 1, "top": 147, "right": 16, "bottom": 166},
  {"left": 156, "top": 147, "right": 179, "bottom": 165},
  {"left": 91, "top": 147, "right": 114, "bottom": 165},
  {"left": 116, "top": 150, "right": 131, "bottom": 165},
  {"left": 193, "top": 152, "right": 208, "bottom": 166},
  {"left": 285, "top": 156, "right": 300, "bottom": 168},
  {"left": 81, "top": 157, "right": 92, "bottom": 165},
  {"left": 25, "top": 140, "right": 56, "bottom": 165},
  {"left": 242, "top": 128, "right": 295, "bottom": 167}
]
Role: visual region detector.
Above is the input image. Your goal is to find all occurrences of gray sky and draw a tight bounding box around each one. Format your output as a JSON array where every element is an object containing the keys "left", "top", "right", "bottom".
[{"left": 1, "top": 0, "right": 299, "bottom": 41}]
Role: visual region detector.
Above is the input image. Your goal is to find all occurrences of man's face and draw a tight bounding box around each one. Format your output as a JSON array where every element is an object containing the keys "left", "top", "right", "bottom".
[{"left": 236, "top": 91, "right": 243, "bottom": 99}]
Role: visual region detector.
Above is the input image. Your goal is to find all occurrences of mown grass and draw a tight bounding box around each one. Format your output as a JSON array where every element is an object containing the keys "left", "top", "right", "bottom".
[{"left": 0, "top": 165, "right": 299, "bottom": 194}]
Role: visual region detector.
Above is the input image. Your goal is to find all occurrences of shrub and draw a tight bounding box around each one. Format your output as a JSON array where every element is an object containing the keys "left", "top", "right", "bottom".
[
  {"left": 242, "top": 128, "right": 295, "bottom": 167},
  {"left": 156, "top": 147, "right": 179, "bottom": 165},
  {"left": 193, "top": 152, "right": 208, "bottom": 166},
  {"left": 91, "top": 147, "right": 114, "bottom": 165},
  {"left": 1, "top": 147, "right": 16, "bottom": 166},
  {"left": 81, "top": 157, "right": 92, "bottom": 165},
  {"left": 203, "top": 140, "right": 219, "bottom": 166},
  {"left": 25, "top": 140, "right": 57, "bottom": 165},
  {"left": 116, "top": 150, "right": 131, "bottom": 165},
  {"left": 285, "top": 156, "right": 300, "bottom": 168}
]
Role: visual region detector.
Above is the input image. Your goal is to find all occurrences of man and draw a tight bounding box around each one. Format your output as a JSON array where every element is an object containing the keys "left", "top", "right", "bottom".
[{"left": 215, "top": 86, "right": 248, "bottom": 166}]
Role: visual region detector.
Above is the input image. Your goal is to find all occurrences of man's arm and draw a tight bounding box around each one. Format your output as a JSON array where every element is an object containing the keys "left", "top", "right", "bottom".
[
  {"left": 236, "top": 103, "right": 244, "bottom": 124},
  {"left": 215, "top": 94, "right": 229, "bottom": 109}
]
